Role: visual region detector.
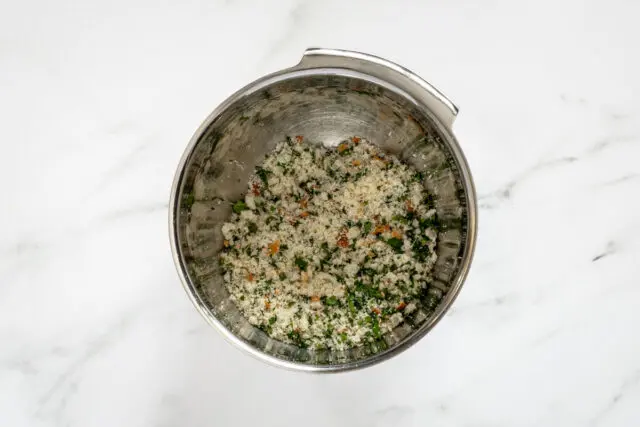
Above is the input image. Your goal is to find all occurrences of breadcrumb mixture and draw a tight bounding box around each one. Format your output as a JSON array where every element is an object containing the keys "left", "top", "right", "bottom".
[{"left": 219, "top": 136, "right": 439, "bottom": 350}]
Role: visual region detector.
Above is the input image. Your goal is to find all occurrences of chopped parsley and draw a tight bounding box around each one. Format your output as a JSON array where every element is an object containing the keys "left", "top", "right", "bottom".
[
  {"left": 232, "top": 200, "right": 248, "bottom": 214},
  {"left": 183, "top": 192, "right": 195, "bottom": 209},
  {"left": 386, "top": 237, "right": 404, "bottom": 253},
  {"left": 324, "top": 296, "right": 338, "bottom": 306},
  {"left": 219, "top": 136, "right": 441, "bottom": 352},
  {"left": 255, "top": 167, "right": 271, "bottom": 185},
  {"left": 294, "top": 256, "right": 308, "bottom": 270}
]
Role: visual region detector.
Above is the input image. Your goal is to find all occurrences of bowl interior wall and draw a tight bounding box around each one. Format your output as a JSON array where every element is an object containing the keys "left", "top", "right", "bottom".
[{"left": 175, "top": 73, "right": 470, "bottom": 366}]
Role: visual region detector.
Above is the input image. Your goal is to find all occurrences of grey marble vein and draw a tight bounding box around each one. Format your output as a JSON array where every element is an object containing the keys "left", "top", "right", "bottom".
[
  {"left": 590, "top": 369, "right": 640, "bottom": 426},
  {"left": 35, "top": 311, "right": 138, "bottom": 422},
  {"left": 258, "top": 0, "right": 312, "bottom": 66},
  {"left": 448, "top": 293, "right": 515, "bottom": 317},
  {"left": 98, "top": 202, "right": 168, "bottom": 223},
  {"left": 598, "top": 173, "right": 639, "bottom": 187},
  {"left": 88, "top": 133, "right": 157, "bottom": 197},
  {"left": 480, "top": 135, "right": 637, "bottom": 209},
  {"left": 372, "top": 405, "right": 415, "bottom": 426},
  {"left": 592, "top": 241, "right": 616, "bottom": 263},
  {"left": 479, "top": 156, "right": 578, "bottom": 209},
  {"left": 559, "top": 93, "right": 588, "bottom": 105},
  {"left": 587, "top": 135, "right": 637, "bottom": 155}
]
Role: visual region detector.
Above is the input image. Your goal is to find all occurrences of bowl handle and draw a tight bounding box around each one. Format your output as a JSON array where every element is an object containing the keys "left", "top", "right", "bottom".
[{"left": 295, "top": 48, "right": 458, "bottom": 129}]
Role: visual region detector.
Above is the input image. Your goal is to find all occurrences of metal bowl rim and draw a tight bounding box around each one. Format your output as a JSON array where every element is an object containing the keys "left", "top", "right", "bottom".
[{"left": 169, "top": 63, "right": 477, "bottom": 373}]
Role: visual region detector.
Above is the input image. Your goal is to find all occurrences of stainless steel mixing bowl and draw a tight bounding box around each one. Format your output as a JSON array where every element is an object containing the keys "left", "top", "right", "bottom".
[{"left": 169, "top": 48, "right": 477, "bottom": 372}]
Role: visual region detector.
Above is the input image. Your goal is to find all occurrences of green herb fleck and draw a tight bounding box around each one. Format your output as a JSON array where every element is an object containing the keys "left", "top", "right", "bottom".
[
  {"left": 294, "top": 256, "right": 308, "bottom": 270},
  {"left": 324, "top": 324, "right": 334, "bottom": 338},
  {"left": 392, "top": 214, "right": 408, "bottom": 224},
  {"left": 419, "top": 215, "right": 440, "bottom": 230},
  {"left": 232, "top": 200, "right": 248, "bottom": 214},
  {"left": 386, "top": 237, "right": 404, "bottom": 253},
  {"left": 255, "top": 167, "right": 271, "bottom": 185},
  {"left": 423, "top": 194, "right": 436, "bottom": 210},
  {"left": 347, "top": 294, "right": 357, "bottom": 314},
  {"left": 247, "top": 222, "right": 258, "bottom": 233},
  {"left": 183, "top": 192, "right": 195, "bottom": 209},
  {"left": 412, "top": 237, "right": 431, "bottom": 261},
  {"left": 325, "top": 296, "right": 338, "bottom": 306},
  {"left": 355, "top": 280, "right": 384, "bottom": 299},
  {"left": 425, "top": 292, "right": 441, "bottom": 310},
  {"left": 287, "top": 329, "right": 308, "bottom": 348},
  {"left": 259, "top": 324, "right": 272, "bottom": 335},
  {"left": 369, "top": 314, "right": 381, "bottom": 339}
]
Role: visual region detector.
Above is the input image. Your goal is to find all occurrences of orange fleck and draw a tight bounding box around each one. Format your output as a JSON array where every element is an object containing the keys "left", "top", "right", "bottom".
[
  {"left": 251, "top": 182, "right": 261, "bottom": 196},
  {"left": 351, "top": 136, "right": 361, "bottom": 144},
  {"left": 372, "top": 307, "right": 381, "bottom": 315},
  {"left": 405, "top": 199, "right": 415, "bottom": 213},
  {"left": 372, "top": 154, "right": 386, "bottom": 162},
  {"left": 300, "top": 211, "right": 309, "bottom": 218},
  {"left": 352, "top": 159, "right": 361, "bottom": 166},
  {"left": 246, "top": 272, "right": 254, "bottom": 282},
  {"left": 299, "top": 199, "right": 308, "bottom": 208},
  {"left": 337, "top": 234, "right": 349, "bottom": 248},
  {"left": 392, "top": 229, "right": 403, "bottom": 239},
  {"left": 396, "top": 301, "right": 407, "bottom": 311},
  {"left": 295, "top": 135, "right": 304, "bottom": 143},
  {"left": 337, "top": 142, "right": 349, "bottom": 153},
  {"left": 311, "top": 295, "right": 320, "bottom": 302},
  {"left": 373, "top": 224, "right": 391, "bottom": 235},
  {"left": 223, "top": 239, "right": 230, "bottom": 247},
  {"left": 268, "top": 239, "right": 280, "bottom": 255},
  {"left": 264, "top": 300, "right": 271, "bottom": 310}
]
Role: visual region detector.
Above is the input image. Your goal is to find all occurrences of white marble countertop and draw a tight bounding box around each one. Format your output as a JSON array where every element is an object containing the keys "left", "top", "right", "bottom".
[{"left": 2, "top": 0, "right": 639, "bottom": 426}]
